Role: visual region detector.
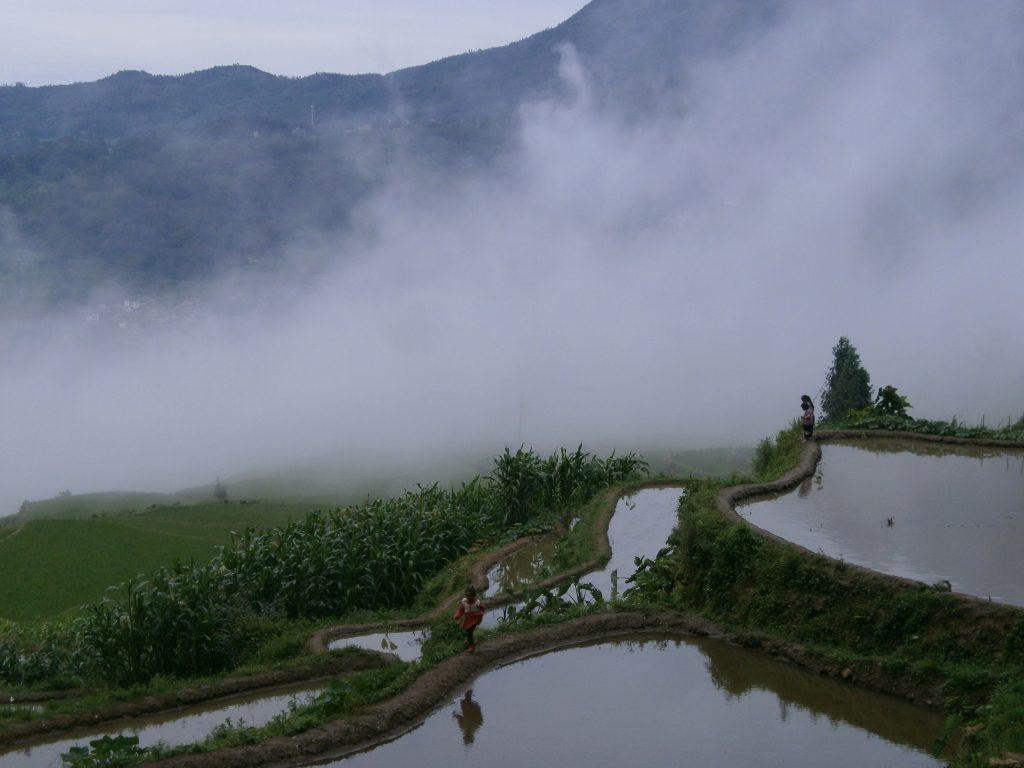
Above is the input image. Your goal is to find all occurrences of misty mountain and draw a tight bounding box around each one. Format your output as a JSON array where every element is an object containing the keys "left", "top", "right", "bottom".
[
  {"left": 0, "top": 0, "right": 776, "bottom": 301},
  {"left": 5, "top": 0, "right": 1024, "bottom": 517},
  {"left": 1, "top": 0, "right": 773, "bottom": 140}
]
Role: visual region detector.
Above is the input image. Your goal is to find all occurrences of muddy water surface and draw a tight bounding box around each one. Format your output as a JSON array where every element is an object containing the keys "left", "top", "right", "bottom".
[
  {"left": 320, "top": 635, "right": 945, "bottom": 768},
  {"left": 740, "top": 441, "right": 1024, "bottom": 605},
  {"left": 0, "top": 682, "right": 325, "bottom": 768},
  {"left": 483, "top": 538, "right": 557, "bottom": 598}
]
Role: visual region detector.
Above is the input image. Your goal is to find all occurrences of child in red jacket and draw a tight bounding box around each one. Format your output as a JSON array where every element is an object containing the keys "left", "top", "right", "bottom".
[{"left": 453, "top": 586, "right": 486, "bottom": 652}]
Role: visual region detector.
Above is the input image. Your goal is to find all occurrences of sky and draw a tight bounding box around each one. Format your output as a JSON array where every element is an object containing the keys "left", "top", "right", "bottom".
[
  {"left": 1, "top": 0, "right": 588, "bottom": 86},
  {"left": 3, "top": 0, "right": 1024, "bottom": 514}
]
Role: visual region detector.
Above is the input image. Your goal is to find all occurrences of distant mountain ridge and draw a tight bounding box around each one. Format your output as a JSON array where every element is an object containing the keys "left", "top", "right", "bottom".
[
  {"left": 0, "top": 0, "right": 777, "bottom": 300},
  {"left": 1, "top": 0, "right": 774, "bottom": 142}
]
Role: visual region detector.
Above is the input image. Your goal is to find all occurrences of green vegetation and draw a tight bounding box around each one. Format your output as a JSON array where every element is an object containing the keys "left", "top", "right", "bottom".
[
  {"left": 0, "top": 501, "right": 317, "bottom": 621},
  {"left": 61, "top": 734, "right": 144, "bottom": 767},
  {"left": 0, "top": 446, "right": 646, "bottom": 690},
  {"left": 833, "top": 408, "right": 1024, "bottom": 442},
  {"left": 820, "top": 336, "right": 873, "bottom": 422},
  {"left": 751, "top": 422, "right": 804, "bottom": 481},
  {"left": 143, "top": 663, "right": 419, "bottom": 759},
  {"left": 501, "top": 577, "right": 608, "bottom": 628},
  {"left": 874, "top": 384, "right": 912, "bottom": 418},
  {"left": 817, "top": 336, "right": 1024, "bottom": 442},
  {"left": 490, "top": 445, "right": 646, "bottom": 528}
]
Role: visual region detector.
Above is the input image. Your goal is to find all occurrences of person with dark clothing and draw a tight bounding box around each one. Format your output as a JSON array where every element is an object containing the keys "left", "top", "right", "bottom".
[{"left": 800, "top": 395, "right": 815, "bottom": 442}]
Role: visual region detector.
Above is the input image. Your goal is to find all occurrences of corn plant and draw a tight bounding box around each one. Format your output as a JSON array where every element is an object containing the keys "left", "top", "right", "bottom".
[
  {"left": 0, "top": 619, "right": 75, "bottom": 687},
  {"left": 489, "top": 445, "right": 647, "bottom": 528}
]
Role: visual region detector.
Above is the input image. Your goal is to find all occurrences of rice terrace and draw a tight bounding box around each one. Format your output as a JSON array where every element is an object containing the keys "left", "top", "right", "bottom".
[
  {"left": 4, "top": 1, "right": 1024, "bottom": 765},
  {"left": 3, "top": 388, "right": 1024, "bottom": 766}
]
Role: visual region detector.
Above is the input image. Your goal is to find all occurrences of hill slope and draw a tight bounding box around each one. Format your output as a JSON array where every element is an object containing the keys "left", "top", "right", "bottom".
[{"left": 0, "top": 0, "right": 778, "bottom": 299}]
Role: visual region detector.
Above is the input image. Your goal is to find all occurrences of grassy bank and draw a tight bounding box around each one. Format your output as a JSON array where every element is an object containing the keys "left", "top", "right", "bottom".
[{"left": 830, "top": 410, "right": 1024, "bottom": 443}]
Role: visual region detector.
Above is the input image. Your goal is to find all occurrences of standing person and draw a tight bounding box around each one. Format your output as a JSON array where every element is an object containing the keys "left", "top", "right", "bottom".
[
  {"left": 453, "top": 586, "right": 486, "bottom": 652},
  {"left": 800, "top": 395, "right": 815, "bottom": 442}
]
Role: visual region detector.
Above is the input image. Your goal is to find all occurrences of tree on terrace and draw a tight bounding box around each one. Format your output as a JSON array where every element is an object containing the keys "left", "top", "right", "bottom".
[{"left": 821, "top": 336, "right": 873, "bottom": 422}]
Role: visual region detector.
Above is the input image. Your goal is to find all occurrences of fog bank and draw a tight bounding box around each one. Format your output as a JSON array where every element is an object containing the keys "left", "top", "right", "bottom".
[{"left": 2, "top": 0, "right": 1023, "bottom": 514}]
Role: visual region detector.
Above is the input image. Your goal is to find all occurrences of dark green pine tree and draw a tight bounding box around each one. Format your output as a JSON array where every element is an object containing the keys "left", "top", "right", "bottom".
[{"left": 821, "top": 336, "right": 873, "bottom": 422}]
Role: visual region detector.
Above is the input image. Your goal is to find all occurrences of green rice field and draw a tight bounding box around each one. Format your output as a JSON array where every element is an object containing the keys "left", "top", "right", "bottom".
[{"left": 0, "top": 500, "right": 316, "bottom": 622}]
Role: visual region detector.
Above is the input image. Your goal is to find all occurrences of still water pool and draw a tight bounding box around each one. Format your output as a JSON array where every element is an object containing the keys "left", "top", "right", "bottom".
[
  {"left": 320, "top": 635, "right": 945, "bottom": 768},
  {"left": 740, "top": 440, "right": 1024, "bottom": 605}
]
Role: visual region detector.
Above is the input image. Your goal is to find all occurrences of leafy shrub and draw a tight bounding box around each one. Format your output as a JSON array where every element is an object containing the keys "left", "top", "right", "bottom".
[{"left": 61, "top": 735, "right": 144, "bottom": 767}]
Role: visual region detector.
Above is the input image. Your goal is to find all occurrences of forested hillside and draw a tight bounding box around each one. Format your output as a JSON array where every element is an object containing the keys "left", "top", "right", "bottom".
[{"left": 0, "top": 0, "right": 775, "bottom": 302}]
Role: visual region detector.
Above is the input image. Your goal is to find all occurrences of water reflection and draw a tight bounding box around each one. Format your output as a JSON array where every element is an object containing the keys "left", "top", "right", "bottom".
[
  {"left": 591, "top": 487, "right": 682, "bottom": 597},
  {"left": 483, "top": 539, "right": 557, "bottom": 598},
  {"left": 700, "top": 638, "right": 940, "bottom": 751},
  {"left": 327, "top": 630, "right": 426, "bottom": 661},
  {"left": 319, "top": 635, "right": 944, "bottom": 768},
  {"left": 740, "top": 441, "right": 1024, "bottom": 605},
  {"left": 451, "top": 691, "right": 483, "bottom": 746},
  {"left": 797, "top": 474, "right": 813, "bottom": 498}
]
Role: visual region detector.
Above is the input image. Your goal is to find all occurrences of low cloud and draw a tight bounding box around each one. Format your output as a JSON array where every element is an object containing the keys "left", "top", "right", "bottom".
[{"left": 3, "top": 0, "right": 1023, "bottom": 514}]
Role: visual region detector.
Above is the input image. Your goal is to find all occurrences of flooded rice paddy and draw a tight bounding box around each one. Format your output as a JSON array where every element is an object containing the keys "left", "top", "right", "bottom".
[
  {"left": 481, "top": 486, "right": 683, "bottom": 628},
  {"left": 740, "top": 440, "right": 1024, "bottom": 605},
  {"left": 5, "top": 474, "right": 963, "bottom": 766},
  {"left": 583, "top": 486, "right": 682, "bottom": 597},
  {"left": 319, "top": 635, "right": 945, "bottom": 768},
  {"left": 0, "top": 682, "right": 325, "bottom": 768}
]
